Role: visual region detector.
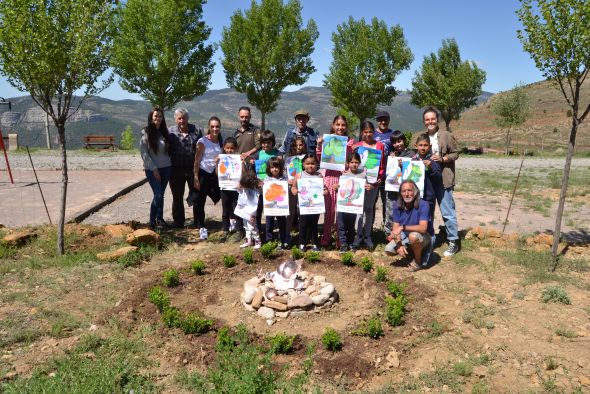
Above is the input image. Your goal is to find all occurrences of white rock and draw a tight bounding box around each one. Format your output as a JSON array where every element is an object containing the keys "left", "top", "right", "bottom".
[
  {"left": 313, "top": 275, "right": 326, "bottom": 284},
  {"left": 266, "top": 319, "right": 275, "bottom": 326},
  {"left": 320, "top": 284, "right": 335, "bottom": 296},
  {"left": 257, "top": 306, "right": 275, "bottom": 319},
  {"left": 241, "top": 300, "right": 255, "bottom": 312},
  {"left": 244, "top": 277, "right": 261, "bottom": 290},
  {"left": 312, "top": 294, "right": 330, "bottom": 305},
  {"left": 243, "top": 287, "right": 257, "bottom": 304},
  {"left": 276, "top": 311, "right": 290, "bottom": 318},
  {"left": 89, "top": 324, "right": 98, "bottom": 332}
]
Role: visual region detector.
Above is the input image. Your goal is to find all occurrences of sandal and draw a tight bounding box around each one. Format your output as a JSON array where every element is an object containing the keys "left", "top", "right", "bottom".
[{"left": 406, "top": 261, "right": 422, "bottom": 272}]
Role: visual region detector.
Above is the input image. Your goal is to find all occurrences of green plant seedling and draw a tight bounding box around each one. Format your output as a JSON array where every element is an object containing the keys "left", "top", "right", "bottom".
[
  {"left": 291, "top": 246, "right": 304, "bottom": 260},
  {"left": 321, "top": 328, "right": 342, "bottom": 351},
  {"left": 162, "top": 269, "right": 180, "bottom": 287},
  {"left": 243, "top": 248, "right": 255, "bottom": 264},
  {"left": 304, "top": 250, "right": 321, "bottom": 263},
  {"left": 190, "top": 260, "right": 206, "bottom": 275},
  {"left": 385, "top": 295, "right": 407, "bottom": 327},
  {"left": 541, "top": 285, "right": 571, "bottom": 305},
  {"left": 266, "top": 332, "right": 296, "bottom": 354},
  {"left": 148, "top": 286, "right": 170, "bottom": 312},
  {"left": 375, "top": 266, "right": 388, "bottom": 282},
  {"left": 358, "top": 256, "right": 373, "bottom": 272},
  {"left": 162, "top": 307, "right": 182, "bottom": 328},
  {"left": 260, "top": 241, "right": 278, "bottom": 258},
  {"left": 341, "top": 251, "right": 355, "bottom": 266},
  {"left": 181, "top": 313, "right": 213, "bottom": 335},
  {"left": 351, "top": 316, "right": 383, "bottom": 339},
  {"left": 222, "top": 255, "right": 237, "bottom": 268},
  {"left": 386, "top": 281, "right": 406, "bottom": 298}
]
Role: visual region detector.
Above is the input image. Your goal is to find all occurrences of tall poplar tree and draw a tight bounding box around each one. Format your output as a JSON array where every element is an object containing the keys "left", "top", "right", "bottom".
[
  {"left": 517, "top": 0, "right": 590, "bottom": 268},
  {"left": 411, "top": 38, "right": 486, "bottom": 131},
  {"left": 0, "top": 0, "right": 115, "bottom": 254},
  {"left": 220, "top": 0, "right": 318, "bottom": 130},
  {"left": 112, "top": 0, "right": 214, "bottom": 110}
]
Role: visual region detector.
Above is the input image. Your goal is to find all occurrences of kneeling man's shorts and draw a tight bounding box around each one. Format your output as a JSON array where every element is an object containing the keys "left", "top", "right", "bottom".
[{"left": 385, "top": 231, "right": 431, "bottom": 254}]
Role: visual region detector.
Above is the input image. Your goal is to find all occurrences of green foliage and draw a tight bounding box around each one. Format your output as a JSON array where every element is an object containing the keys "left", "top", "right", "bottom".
[
  {"left": 161, "top": 307, "right": 182, "bottom": 328},
  {"left": 386, "top": 281, "right": 407, "bottom": 298},
  {"left": 324, "top": 17, "right": 413, "bottom": 128},
  {"left": 304, "top": 250, "right": 321, "bottom": 263},
  {"left": 222, "top": 255, "right": 237, "bottom": 268},
  {"left": 491, "top": 84, "right": 530, "bottom": 128},
  {"left": 117, "top": 245, "right": 157, "bottom": 267},
  {"left": 351, "top": 316, "right": 383, "bottom": 339},
  {"left": 341, "top": 251, "right": 355, "bottom": 266},
  {"left": 148, "top": 286, "right": 170, "bottom": 312},
  {"left": 266, "top": 332, "right": 296, "bottom": 354},
  {"left": 375, "top": 266, "right": 388, "bottom": 282},
  {"left": 190, "top": 260, "right": 206, "bottom": 275},
  {"left": 427, "top": 321, "right": 445, "bottom": 338},
  {"left": 321, "top": 327, "right": 342, "bottom": 351},
  {"left": 243, "top": 248, "right": 255, "bottom": 264},
  {"left": 260, "top": 241, "right": 278, "bottom": 259},
  {"left": 541, "top": 285, "right": 571, "bottom": 305},
  {"left": 385, "top": 294, "right": 408, "bottom": 327},
  {"left": 554, "top": 327, "right": 577, "bottom": 338},
  {"left": 291, "top": 246, "right": 304, "bottom": 260},
  {"left": 462, "top": 303, "right": 496, "bottom": 329},
  {"left": 357, "top": 256, "right": 374, "bottom": 272},
  {"left": 220, "top": 0, "right": 318, "bottom": 129},
  {"left": 162, "top": 269, "right": 180, "bottom": 287},
  {"left": 119, "top": 126, "right": 135, "bottom": 150},
  {"left": 112, "top": 0, "right": 214, "bottom": 109},
  {"left": 411, "top": 38, "right": 486, "bottom": 130},
  {"left": 181, "top": 313, "right": 213, "bottom": 335}
]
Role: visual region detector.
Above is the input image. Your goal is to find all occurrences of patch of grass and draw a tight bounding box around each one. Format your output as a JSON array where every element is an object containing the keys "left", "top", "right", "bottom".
[
  {"left": 541, "top": 285, "right": 571, "bottom": 305},
  {"left": 304, "top": 250, "right": 321, "bottom": 263},
  {"left": 341, "top": 251, "right": 355, "bottom": 266},
  {"left": 260, "top": 241, "right": 278, "bottom": 259},
  {"left": 162, "top": 268, "right": 180, "bottom": 287},
  {"left": 545, "top": 357, "right": 559, "bottom": 370},
  {"left": 117, "top": 245, "right": 157, "bottom": 267},
  {"left": 375, "top": 266, "right": 388, "bottom": 282},
  {"left": 0, "top": 242, "right": 17, "bottom": 259},
  {"left": 554, "top": 327, "right": 577, "bottom": 338},
  {"left": 266, "top": 332, "right": 296, "bottom": 354},
  {"left": 190, "top": 260, "right": 206, "bottom": 275},
  {"left": 358, "top": 256, "right": 373, "bottom": 272},
  {"left": 351, "top": 316, "right": 383, "bottom": 339},
  {"left": 462, "top": 303, "right": 495, "bottom": 329},
  {"left": 222, "top": 255, "right": 237, "bottom": 268},
  {"left": 452, "top": 361, "right": 473, "bottom": 377},
  {"left": 148, "top": 286, "right": 170, "bottom": 312},
  {"left": 243, "top": 248, "right": 255, "bottom": 264},
  {"left": 181, "top": 313, "right": 213, "bottom": 335},
  {"left": 493, "top": 249, "right": 564, "bottom": 285},
  {"left": 452, "top": 253, "right": 481, "bottom": 266},
  {"left": 417, "top": 365, "right": 462, "bottom": 392},
  {"left": 291, "top": 246, "right": 304, "bottom": 260},
  {"left": 426, "top": 320, "right": 445, "bottom": 339},
  {"left": 321, "top": 327, "right": 342, "bottom": 351},
  {"left": 471, "top": 380, "right": 490, "bottom": 394}
]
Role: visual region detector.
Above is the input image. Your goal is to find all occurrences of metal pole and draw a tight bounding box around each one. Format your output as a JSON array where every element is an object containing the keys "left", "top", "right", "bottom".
[
  {"left": 26, "top": 145, "right": 52, "bottom": 224},
  {"left": 0, "top": 128, "right": 14, "bottom": 184},
  {"left": 502, "top": 150, "right": 526, "bottom": 234}
]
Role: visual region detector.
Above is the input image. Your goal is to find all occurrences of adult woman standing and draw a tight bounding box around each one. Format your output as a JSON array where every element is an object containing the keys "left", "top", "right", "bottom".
[
  {"left": 193, "top": 116, "right": 223, "bottom": 240},
  {"left": 140, "top": 107, "right": 172, "bottom": 229}
]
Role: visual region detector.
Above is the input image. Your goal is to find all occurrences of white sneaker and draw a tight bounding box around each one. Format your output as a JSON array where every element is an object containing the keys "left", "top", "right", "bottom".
[
  {"left": 253, "top": 241, "right": 261, "bottom": 249},
  {"left": 199, "top": 228, "right": 208, "bottom": 240},
  {"left": 240, "top": 239, "right": 252, "bottom": 248},
  {"left": 229, "top": 218, "right": 236, "bottom": 232},
  {"left": 443, "top": 241, "right": 459, "bottom": 257}
]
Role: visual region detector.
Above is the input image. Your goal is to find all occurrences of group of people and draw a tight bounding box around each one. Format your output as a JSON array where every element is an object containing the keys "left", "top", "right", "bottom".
[{"left": 139, "top": 104, "right": 460, "bottom": 271}]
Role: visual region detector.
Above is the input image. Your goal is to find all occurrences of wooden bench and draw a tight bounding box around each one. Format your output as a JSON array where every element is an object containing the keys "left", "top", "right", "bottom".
[{"left": 84, "top": 135, "right": 115, "bottom": 151}]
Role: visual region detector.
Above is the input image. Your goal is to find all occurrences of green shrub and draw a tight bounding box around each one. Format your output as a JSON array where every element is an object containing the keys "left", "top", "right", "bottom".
[
  {"left": 120, "top": 125, "right": 135, "bottom": 150},
  {"left": 216, "top": 326, "right": 235, "bottom": 351},
  {"left": 148, "top": 286, "right": 170, "bottom": 312},
  {"left": 162, "top": 307, "right": 182, "bottom": 328},
  {"left": 385, "top": 295, "right": 407, "bottom": 327},
  {"left": 358, "top": 256, "right": 373, "bottom": 272},
  {"left": 375, "top": 266, "right": 388, "bottom": 282},
  {"left": 452, "top": 361, "right": 473, "bottom": 377},
  {"left": 243, "top": 248, "right": 255, "bottom": 264},
  {"left": 541, "top": 285, "right": 571, "bottom": 305},
  {"left": 291, "top": 246, "right": 304, "bottom": 260},
  {"left": 162, "top": 269, "right": 180, "bottom": 287},
  {"left": 341, "top": 251, "right": 355, "bottom": 266},
  {"left": 181, "top": 313, "right": 213, "bottom": 335},
  {"left": 266, "top": 332, "right": 296, "bottom": 354},
  {"left": 351, "top": 316, "right": 383, "bottom": 339},
  {"left": 321, "top": 328, "right": 342, "bottom": 351},
  {"left": 260, "top": 241, "right": 278, "bottom": 258},
  {"left": 386, "top": 281, "right": 406, "bottom": 298},
  {"left": 304, "top": 250, "right": 321, "bottom": 263},
  {"left": 190, "top": 260, "right": 206, "bottom": 275},
  {"left": 222, "top": 255, "right": 237, "bottom": 268}
]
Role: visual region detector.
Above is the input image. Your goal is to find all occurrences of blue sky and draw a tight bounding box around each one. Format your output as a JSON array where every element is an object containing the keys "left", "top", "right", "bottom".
[{"left": 0, "top": 0, "right": 542, "bottom": 101}]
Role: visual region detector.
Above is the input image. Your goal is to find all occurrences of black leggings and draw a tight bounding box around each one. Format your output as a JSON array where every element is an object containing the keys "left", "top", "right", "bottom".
[
  {"left": 220, "top": 190, "right": 241, "bottom": 232},
  {"left": 298, "top": 214, "right": 319, "bottom": 246},
  {"left": 195, "top": 169, "right": 220, "bottom": 228}
]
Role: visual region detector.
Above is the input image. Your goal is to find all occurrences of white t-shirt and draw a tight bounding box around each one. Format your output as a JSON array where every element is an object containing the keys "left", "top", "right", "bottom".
[
  {"left": 197, "top": 136, "right": 222, "bottom": 173},
  {"left": 430, "top": 131, "right": 440, "bottom": 156}
]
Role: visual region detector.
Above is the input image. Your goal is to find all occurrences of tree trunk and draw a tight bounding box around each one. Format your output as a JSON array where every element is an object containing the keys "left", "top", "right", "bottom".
[
  {"left": 550, "top": 116, "right": 578, "bottom": 270},
  {"left": 443, "top": 116, "right": 451, "bottom": 131},
  {"left": 260, "top": 111, "right": 266, "bottom": 131},
  {"left": 505, "top": 127, "right": 512, "bottom": 155},
  {"left": 57, "top": 125, "right": 68, "bottom": 255}
]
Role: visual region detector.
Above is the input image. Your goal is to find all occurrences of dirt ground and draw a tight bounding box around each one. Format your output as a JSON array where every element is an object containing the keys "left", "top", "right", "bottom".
[{"left": 1, "top": 222, "right": 589, "bottom": 392}]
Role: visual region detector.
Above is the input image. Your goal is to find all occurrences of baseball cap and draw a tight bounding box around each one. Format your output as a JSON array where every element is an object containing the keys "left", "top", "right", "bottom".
[{"left": 376, "top": 110, "right": 390, "bottom": 119}]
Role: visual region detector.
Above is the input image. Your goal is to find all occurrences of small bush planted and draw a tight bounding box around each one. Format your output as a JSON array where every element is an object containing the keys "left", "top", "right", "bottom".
[
  {"left": 358, "top": 256, "right": 373, "bottom": 272},
  {"left": 541, "top": 285, "right": 571, "bottom": 305},
  {"left": 181, "top": 313, "right": 213, "bottom": 335},
  {"left": 321, "top": 328, "right": 342, "bottom": 351},
  {"left": 260, "top": 241, "right": 278, "bottom": 258},
  {"left": 386, "top": 281, "right": 406, "bottom": 298},
  {"left": 385, "top": 295, "right": 407, "bottom": 327},
  {"left": 222, "top": 255, "right": 237, "bottom": 268},
  {"left": 304, "top": 250, "right": 321, "bottom": 263},
  {"left": 162, "top": 269, "right": 180, "bottom": 287},
  {"left": 266, "top": 332, "right": 296, "bottom": 354},
  {"left": 351, "top": 316, "right": 383, "bottom": 339},
  {"left": 243, "top": 248, "right": 255, "bottom": 264},
  {"left": 291, "top": 246, "right": 304, "bottom": 260},
  {"left": 375, "top": 266, "right": 388, "bottom": 282},
  {"left": 190, "top": 260, "right": 206, "bottom": 275},
  {"left": 341, "top": 252, "right": 355, "bottom": 266},
  {"left": 162, "top": 307, "right": 182, "bottom": 328},
  {"left": 148, "top": 286, "right": 170, "bottom": 312}
]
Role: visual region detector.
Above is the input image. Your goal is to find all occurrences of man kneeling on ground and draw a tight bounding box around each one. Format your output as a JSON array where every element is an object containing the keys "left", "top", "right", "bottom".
[{"left": 385, "top": 180, "right": 432, "bottom": 272}]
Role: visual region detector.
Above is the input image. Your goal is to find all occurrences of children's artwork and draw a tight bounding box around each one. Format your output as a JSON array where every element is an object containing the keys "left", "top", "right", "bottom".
[
  {"left": 285, "top": 155, "right": 304, "bottom": 181},
  {"left": 263, "top": 180, "right": 289, "bottom": 216},
  {"left": 234, "top": 188, "right": 260, "bottom": 221},
  {"left": 320, "top": 134, "right": 347, "bottom": 171},
  {"left": 336, "top": 176, "right": 365, "bottom": 215},
  {"left": 297, "top": 177, "right": 325, "bottom": 215},
  {"left": 217, "top": 154, "right": 242, "bottom": 190},
  {"left": 385, "top": 156, "right": 404, "bottom": 192},
  {"left": 402, "top": 159, "right": 426, "bottom": 197},
  {"left": 357, "top": 146, "right": 382, "bottom": 183},
  {"left": 254, "top": 159, "right": 267, "bottom": 180}
]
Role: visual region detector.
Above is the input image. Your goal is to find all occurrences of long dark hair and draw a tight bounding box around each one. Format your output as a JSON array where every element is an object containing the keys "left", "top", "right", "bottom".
[
  {"left": 266, "top": 156, "right": 285, "bottom": 178},
  {"left": 146, "top": 107, "right": 169, "bottom": 154},
  {"left": 208, "top": 116, "right": 224, "bottom": 147},
  {"left": 239, "top": 164, "right": 259, "bottom": 189},
  {"left": 288, "top": 135, "right": 308, "bottom": 156}
]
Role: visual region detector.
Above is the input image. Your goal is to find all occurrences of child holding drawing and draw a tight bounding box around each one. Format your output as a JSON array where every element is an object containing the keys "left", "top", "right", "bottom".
[
  {"left": 411, "top": 133, "right": 441, "bottom": 238},
  {"left": 236, "top": 165, "right": 262, "bottom": 249},
  {"left": 216, "top": 136, "right": 242, "bottom": 240},
  {"left": 264, "top": 156, "right": 290, "bottom": 249},
  {"left": 284, "top": 135, "right": 307, "bottom": 238},
  {"left": 315, "top": 115, "right": 356, "bottom": 248},
  {"left": 291, "top": 154, "right": 328, "bottom": 252}
]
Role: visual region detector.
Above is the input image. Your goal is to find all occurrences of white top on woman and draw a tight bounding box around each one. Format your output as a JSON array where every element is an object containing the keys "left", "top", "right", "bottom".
[{"left": 197, "top": 136, "right": 222, "bottom": 173}]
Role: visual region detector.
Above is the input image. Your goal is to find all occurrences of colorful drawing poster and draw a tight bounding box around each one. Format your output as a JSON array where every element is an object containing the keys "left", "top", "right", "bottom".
[
  {"left": 320, "top": 134, "right": 347, "bottom": 171},
  {"left": 401, "top": 159, "right": 426, "bottom": 198},
  {"left": 357, "top": 146, "right": 382, "bottom": 183},
  {"left": 234, "top": 189, "right": 260, "bottom": 221},
  {"left": 254, "top": 159, "right": 267, "bottom": 180},
  {"left": 385, "top": 156, "right": 403, "bottom": 192},
  {"left": 263, "top": 180, "right": 289, "bottom": 216},
  {"left": 336, "top": 176, "right": 365, "bottom": 215},
  {"left": 217, "top": 154, "right": 242, "bottom": 190},
  {"left": 285, "top": 155, "right": 304, "bottom": 181},
  {"left": 297, "top": 177, "right": 325, "bottom": 215}
]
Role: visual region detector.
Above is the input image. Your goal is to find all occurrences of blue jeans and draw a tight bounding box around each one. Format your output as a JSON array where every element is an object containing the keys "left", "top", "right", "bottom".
[
  {"left": 266, "top": 216, "right": 289, "bottom": 245},
  {"left": 353, "top": 186, "right": 379, "bottom": 246},
  {"left": 337, "top": 212, "right": 356, "bottom": 246},
  {"left": 432, "top": 177, "right": 458, "bottom": 241},
  {"left": 145, "top": 166, "right": 171, "bottom": 226}
]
